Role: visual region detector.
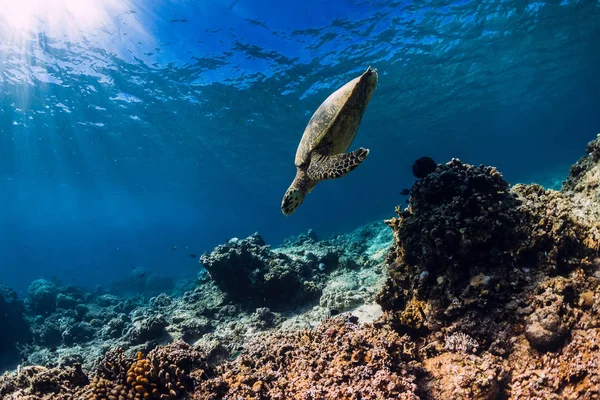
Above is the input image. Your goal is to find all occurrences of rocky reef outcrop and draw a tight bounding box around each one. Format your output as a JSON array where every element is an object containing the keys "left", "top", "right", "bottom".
[
  {"left": 199, "top": 233, "right": 325, "bottom": 310},
  {"left": 375, "top": 136, "right": 600, "bottom": 398}
]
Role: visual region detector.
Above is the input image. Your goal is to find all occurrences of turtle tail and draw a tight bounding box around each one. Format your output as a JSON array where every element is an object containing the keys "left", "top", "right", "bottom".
[{"left": 281, "top": 185, "right": 306, "bottom": 216}]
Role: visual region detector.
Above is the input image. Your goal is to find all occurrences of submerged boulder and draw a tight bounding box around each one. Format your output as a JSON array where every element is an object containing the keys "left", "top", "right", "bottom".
[
  {"left": 26, "top": 279, "right": 59, "bottom": 316},
  {"left": 200, "top": 233, "right": 324, "bottom": 310}
]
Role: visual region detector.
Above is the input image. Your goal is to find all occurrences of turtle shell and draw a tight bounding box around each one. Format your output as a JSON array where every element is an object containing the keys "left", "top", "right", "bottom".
[{"left": 294, "top": 66, "right": 378, "bottom": 168}]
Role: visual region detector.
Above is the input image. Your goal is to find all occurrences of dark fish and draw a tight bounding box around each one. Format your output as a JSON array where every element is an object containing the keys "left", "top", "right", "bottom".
[
  {"left": 399, "top": 188, "right": 410, "bottom": 196},
  {"left": 329, "top": 309, "right": 340, "bottom": 316},
  {"left": 172, "top": 246, "right": 177, "bottom": 251},
  {"left": 412, "top": 156, "right": 437, "bottom": 178},
  {"left": 189, "top": 254, "right": 197, "bottom": 258}
]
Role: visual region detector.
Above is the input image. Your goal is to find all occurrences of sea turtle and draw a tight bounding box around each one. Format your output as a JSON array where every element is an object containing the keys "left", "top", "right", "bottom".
[{"left": 281, "top": 66, "right": 378, "bottom": 216}]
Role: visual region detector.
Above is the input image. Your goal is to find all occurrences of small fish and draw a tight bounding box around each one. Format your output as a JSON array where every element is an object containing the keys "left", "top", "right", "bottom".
[
  {"left": 399, "top": 188, "right": 410, "bottom": 196},
  {"left": 418, "top": 306, "right": 428, "bottom": 321},
  {"left": 189, "top": 254, "right": 197, "bottom": 258},
  {"left": 172, "top": 246, "right": 177, "bottom": 251},
  {"left": 329, "top": 309, "right": 340, "bottom": 316}
]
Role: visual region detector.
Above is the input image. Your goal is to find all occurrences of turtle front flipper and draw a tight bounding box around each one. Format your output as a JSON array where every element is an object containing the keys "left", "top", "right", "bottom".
[{"left": 308, "top": 147, "right": 370, "bottom": 181}]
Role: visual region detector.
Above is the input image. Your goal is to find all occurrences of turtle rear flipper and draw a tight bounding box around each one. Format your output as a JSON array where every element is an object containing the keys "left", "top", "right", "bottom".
[{"left": 308, "top": 147, "right": 369, "bottom": 181}]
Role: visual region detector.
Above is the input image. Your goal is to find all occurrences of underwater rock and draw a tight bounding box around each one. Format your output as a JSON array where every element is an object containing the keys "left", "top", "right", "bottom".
[
  {"left": 62, "top": 322, "right": 96, "bottom": 346},
  {"left": 125, "top": 313, "right": 168, "bottom": 345},
  {"left": 508, "top": 327, "right": 600, "bottom": 399},
  {"left": 200, "top": 232, "right": 324, "bottom": 310},
  {"left": 563, "top": 133, "right": 600, "bottom": 193},
  {"left": 55, "top": 293, "right": 79, "bottom": 310},
  {"left": 100, "top": 315, "right": 128, "bottom": 339},
  {"left": 280, "top": 228, "right": 319, "bottom": 247},
  {"left": 319, "top": 266, "right": 385, "bottom": 313},
  {"left": 33, "top": 319, "right": 63, "bottom": 347},
  {"left": 177, "top": 316, "right": 211, "bottom": 343},
  {"left": 250, "top": 307, "right": 282, "bottom": 329},
  {"left": 561, "top": 134, "right": 600, "bottom": 249},
  {"left": 26, "top": 279, "right": 59, "bottom": 316},
  {"left": 0, "top": 284, "right": 31, "bottom": 371}
]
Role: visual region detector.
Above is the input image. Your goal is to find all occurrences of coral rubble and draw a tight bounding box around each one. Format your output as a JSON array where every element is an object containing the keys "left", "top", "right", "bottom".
[{"left": 195, "top": 315, "right": 419, "bottom": 400}]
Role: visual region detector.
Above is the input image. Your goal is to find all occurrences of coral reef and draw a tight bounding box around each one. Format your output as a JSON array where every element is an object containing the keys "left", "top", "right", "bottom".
[
  {"left": 379, "top": 158, "right": 526, "bottom": 331},
  {"left": 0, "top": 341, "right": 205, "bottom": 400},
  {"left": 26, "top": 279, "right": 60, "bottom": 316},
  {"left": 375, "top": 136, "right": 600, "bottom": 398},
  {"left": 195, "top": 315, "right": 419, "bottom": 400},
  {"left": 2, "top": 135, "right": 600, "bottom": 400}
]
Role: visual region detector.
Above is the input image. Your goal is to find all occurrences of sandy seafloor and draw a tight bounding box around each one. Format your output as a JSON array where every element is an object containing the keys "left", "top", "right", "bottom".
[{"left": 1, "top": 135, "right": 600, "bottom": 399}]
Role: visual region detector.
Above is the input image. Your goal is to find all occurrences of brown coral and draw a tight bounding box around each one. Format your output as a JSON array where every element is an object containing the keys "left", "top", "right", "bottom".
[
  {"left": 378, "top": 158, "right": 526, "bottom": 332},
  {"left": 0, "top": 364, "right": 88, "bottom": 399},
  {"left": 378, "top": 155, "right": 599, "bottom": 336},
  {"left": 194, "top": 315, "right": 419, "bottom": 400}
]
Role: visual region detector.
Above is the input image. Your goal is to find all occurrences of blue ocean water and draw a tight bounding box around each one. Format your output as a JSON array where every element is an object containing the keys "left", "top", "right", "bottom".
[{"left": 0, "top": 0, "right": 599, "bottom": 293}]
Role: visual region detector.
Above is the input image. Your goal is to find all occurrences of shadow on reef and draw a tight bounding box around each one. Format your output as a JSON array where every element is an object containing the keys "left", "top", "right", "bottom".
[
  {"left": 1, "top": 135, "right": 599, "bottom": 399},
  {"left": 0, "top": 284, "right": 32, "bottom": 370}
]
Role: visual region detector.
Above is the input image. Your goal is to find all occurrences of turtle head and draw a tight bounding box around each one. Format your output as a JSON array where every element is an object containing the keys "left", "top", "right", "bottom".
[
  {"left": 363, "top": 66, "right": 378, "bottom": 92},
  {"left": 281, "top": 170, "right": 316, "bottom": 216}
]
